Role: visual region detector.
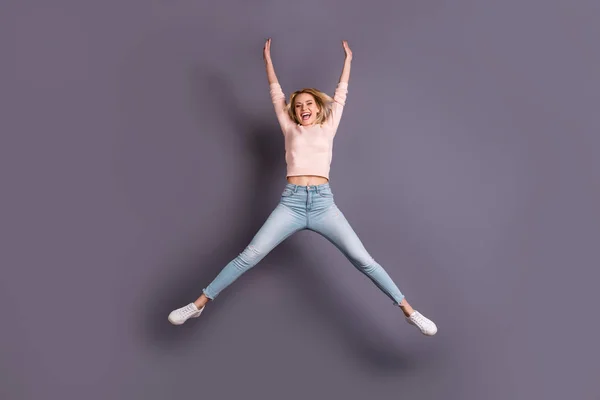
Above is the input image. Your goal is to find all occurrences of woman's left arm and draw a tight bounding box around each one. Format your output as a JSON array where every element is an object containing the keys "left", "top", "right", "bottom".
[
  {"left": 329, "top": 41, "right": 352, "bottom": 132},
  {"left": 338, "top": 40, "right": 352, "bottom": 84}
]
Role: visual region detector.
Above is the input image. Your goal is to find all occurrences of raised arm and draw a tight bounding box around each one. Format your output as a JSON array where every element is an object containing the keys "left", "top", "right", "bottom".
[
  {"left": 263, "top": 38, "right": 292, "bottom": 132},
  {"left": 338, "top": 40, "right": 352, "bottom": 85},
  {"left": 328, "top": 40, "right": 352, "bottom": 132},
  {"left": 263, "top": 38, "right": 279, "bottom": 85}
]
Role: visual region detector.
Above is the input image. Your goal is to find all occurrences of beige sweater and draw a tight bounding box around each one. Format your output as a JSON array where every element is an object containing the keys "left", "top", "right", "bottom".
[{"left": 269, "top": 82, "right": 349, "bottom": 179}]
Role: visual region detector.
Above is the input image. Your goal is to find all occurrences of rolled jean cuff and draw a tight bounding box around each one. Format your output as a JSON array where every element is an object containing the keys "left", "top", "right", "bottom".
[
  {"left": 202, "top": 288, "right": 215, "bottom": 300},
  {"left": 393, "top": 294, "right": 405, "bottom": 306}
]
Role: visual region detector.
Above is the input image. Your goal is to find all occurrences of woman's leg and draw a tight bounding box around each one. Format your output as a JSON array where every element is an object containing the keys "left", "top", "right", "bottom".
[
  {"left": 309, "top": 203, "right": 408, "bottom": 309},
  {"left": 309, "top": 201, "right": 437, "bottom": 335},
  {"left": 168, "top": 201, "right": 305, "bottom": 326},
  {"left": 197, "top": 202, "right": 305, "bottom": 305}
]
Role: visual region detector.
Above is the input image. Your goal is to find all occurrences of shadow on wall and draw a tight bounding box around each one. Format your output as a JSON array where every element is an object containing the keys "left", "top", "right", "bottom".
[{"left": 139, "top": 67, "right": 434, "bottom": 372}]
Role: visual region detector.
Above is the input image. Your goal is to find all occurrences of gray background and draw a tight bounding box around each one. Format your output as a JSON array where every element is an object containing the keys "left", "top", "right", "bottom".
[{"left": 2, "top": 0, "right": 599, "bottom": 399}]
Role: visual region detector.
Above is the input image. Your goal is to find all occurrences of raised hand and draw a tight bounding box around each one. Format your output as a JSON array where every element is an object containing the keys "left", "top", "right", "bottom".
[
  {"left": 338, "top": 40, "right": 352, "bottom": 84},
  {"left": 263, "top": 38, "right": 272, "bottom": 63},
  {"left": 342, "top": 40, "right": 352, "bottom": 61},
  {"left": 263, "top": 38, "right": 279, "bottom": 85}
]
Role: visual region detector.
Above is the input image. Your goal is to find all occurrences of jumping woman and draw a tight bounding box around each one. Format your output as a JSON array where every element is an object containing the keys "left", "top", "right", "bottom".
[{"left": 168, "top": 39, "right": 438, "bottom": 336}]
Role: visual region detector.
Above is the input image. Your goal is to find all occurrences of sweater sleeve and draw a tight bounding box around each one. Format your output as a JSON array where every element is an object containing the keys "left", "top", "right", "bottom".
[
  {"left": 328, "top": 82, "right": 348, "bottom": 133},
  {"left": 269, "top": 83, "right": 293, "bottom": 134}
]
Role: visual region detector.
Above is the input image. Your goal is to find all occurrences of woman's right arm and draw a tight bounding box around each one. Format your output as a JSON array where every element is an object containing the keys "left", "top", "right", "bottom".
[
  {"left": 264, "top": 38, "right": 292, "bottom": 132},
  {"left": 264, "top": 38, "right": 279, "bottom": 85}
]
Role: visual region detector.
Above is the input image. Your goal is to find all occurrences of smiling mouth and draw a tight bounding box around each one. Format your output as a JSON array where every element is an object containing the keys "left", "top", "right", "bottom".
[{"left": 301, "top": 112, "right": 311, "bottom": 121}]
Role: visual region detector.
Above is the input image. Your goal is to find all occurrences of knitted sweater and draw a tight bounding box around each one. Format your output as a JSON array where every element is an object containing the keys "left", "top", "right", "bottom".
[{"left": 269, "top": 82, "right": 348, "bottom": 179}]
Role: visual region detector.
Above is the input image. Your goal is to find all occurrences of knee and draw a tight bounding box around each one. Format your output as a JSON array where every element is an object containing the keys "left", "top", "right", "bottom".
[
  {"left": 237, "top": 245, "right": 263, "bottom": 268},
  {"left": 354, "top": 256, "right": 379, "bottom": 273}
]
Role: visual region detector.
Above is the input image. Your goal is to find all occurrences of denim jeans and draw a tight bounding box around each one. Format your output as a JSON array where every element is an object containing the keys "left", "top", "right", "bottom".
[{"left": 203, "top": 182, "right": 405, "bottom": 305}]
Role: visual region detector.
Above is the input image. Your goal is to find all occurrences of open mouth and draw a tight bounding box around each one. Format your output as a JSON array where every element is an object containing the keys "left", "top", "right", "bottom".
[{"left": 301, "top": 112, "right": 311, "bottom": 121}]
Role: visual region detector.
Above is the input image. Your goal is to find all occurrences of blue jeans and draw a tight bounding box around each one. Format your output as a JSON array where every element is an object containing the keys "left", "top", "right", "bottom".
[{"left": 203, "top": 183, "right": 405, "bottom": 305}]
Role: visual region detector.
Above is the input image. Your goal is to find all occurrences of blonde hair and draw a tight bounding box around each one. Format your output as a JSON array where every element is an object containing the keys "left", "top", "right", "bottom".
[{"left": 287, "top": 88, "right": 334, "bottom": 125}]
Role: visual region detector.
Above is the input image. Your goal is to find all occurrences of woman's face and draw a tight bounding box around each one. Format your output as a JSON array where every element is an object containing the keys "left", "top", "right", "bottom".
[{"left": 294, "top": 93, "right": 320, "bottom": 126}]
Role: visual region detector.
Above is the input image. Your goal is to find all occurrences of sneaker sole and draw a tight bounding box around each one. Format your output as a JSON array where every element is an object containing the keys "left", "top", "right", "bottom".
[
  {"left": 406, "top": 318, "right": 437, "bottom": 336},
  {"left": 168, "top": 309, "right": 203, "bottom": 325}
]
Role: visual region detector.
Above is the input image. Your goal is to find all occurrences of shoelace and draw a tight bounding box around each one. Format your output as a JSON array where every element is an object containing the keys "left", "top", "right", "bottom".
[
  {"left": 410, "top": 313, "right": 429, "bottom": 328},
  {"left": 178, "top": 304, "right": 198, "bottom": 317}
]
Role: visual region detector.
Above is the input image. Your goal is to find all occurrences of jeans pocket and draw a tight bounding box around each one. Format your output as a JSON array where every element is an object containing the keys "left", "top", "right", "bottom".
[
  {"left": 318, "top": 188, "right": 334, "bottom": 198},
  {"left": 281, "top": 188, "right": 295, "bottom": 198}
]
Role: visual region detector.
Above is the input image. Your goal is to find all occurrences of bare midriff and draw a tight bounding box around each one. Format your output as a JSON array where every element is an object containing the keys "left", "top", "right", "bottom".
[{"left": 287, "top": 175, "right": 329, "bottom": 186}]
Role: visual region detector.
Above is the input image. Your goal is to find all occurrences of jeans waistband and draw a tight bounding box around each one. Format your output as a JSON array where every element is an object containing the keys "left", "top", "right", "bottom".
[{"left": 284, "top": 182, "right": 331, "bottom": 193}]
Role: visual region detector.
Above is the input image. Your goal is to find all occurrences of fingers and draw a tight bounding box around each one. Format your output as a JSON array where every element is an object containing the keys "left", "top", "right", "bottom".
[
  {"left": 341, "top": 40, "right": 353, "bottom": 61},
  {"left": 342, "top": 40, "right": 351, "bottom": 54},
  {"left": 342, "top": 40, "right": 351, "bottom": 53},
  {"left": 263, "top": 38, "right": 272, "bottom": 61}
]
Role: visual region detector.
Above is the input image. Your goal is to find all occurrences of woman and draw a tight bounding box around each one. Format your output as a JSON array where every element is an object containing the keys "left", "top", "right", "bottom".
[{"left": 168, "top": 39, "right": 437, "bottom": 336}]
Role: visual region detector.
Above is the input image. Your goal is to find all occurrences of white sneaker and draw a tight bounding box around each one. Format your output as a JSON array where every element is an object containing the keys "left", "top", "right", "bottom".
[
  {"left": 168, "top": 303, "right": 204, "bottom": 325},
  {"left": 406, "top": 311, "right": 437, "bottom": 336}
]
